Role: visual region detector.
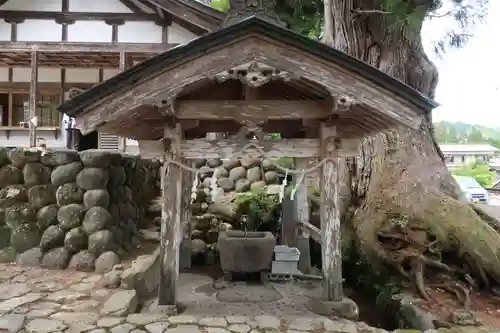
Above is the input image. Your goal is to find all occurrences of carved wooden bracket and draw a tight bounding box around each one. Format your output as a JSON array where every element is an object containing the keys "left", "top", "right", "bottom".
[
  {"left": 214, "top": 61, "right": 296, "bottom": 88},
  {"left": 104, "top": 19, "right": 125, "bottom": 26},
  {"left": 330, "top": 91, "right": 358, "bottom": 113},
  {"left": 232, "top": 124, "right": 265, "bottom": 141},
  {"left": 153, "top": 89, "right": 182, "bottom": 116}
]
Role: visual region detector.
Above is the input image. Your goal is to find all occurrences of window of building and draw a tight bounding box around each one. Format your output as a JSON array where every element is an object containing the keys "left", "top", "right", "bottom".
[
  {"left": 37, "top": 94, "right": 61, "bottom": 127},
  {"left": 6, "top": 93, "right": 61, "bottom": 128}
]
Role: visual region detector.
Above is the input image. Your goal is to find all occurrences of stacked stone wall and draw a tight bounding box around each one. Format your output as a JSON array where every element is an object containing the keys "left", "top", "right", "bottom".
[
  {"left": 0, "top": 148, "right": 160, "bottom": 273},
  {"left": 189, "top": 156, "right": 282, "bottom": 256}
]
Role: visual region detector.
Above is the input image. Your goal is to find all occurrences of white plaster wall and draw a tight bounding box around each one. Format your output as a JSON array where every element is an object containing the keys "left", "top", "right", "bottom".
[
  {"left": 68, "top": 0, "right": 132, "bottom": 13},
  {"left": 17, "top": 20, "right": 61, "bottom": 42},
  {"left": 103, "top": 69, "right": 120, "bottom": 80},
  {"left": 1, "top": 0, "right": 62, "bottom": 11},
  {"left": 66, "top": 69, "right": 100, "bottom": 83},
  {"left": 0, "top": 130, "right": 66, "bottom": 148},
  {"left": 168, "top": 23, "right": 199, "bottom": 44},
  {"left": 0, "top": 21, "right": 11, "bottom": 41},
  {"left": 118, "top": 22, "right": 162, "bottom": 43},
  {"left": 68, "top": 22, "right": 113, "bottom": 43},
  {"left": 0, "top": 68, "right": 8, "bottom": 81}
]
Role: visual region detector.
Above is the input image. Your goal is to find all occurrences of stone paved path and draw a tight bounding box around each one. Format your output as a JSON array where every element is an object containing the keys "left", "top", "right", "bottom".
[{"left": 0, "top": 263, "right": 495, "bottom": 333}]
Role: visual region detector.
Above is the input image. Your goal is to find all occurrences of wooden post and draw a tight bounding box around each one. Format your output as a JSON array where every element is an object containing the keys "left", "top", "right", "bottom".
[
  {"left": 118, "top": 51, "right": 128, "bottom": 152},
  {"left": 180, "top": 159, "right": 193, "bottom": 270},
  {"left": 29, "top": 51, "right": 38, "bottom": 147},
  {"left": 158, "top": 122, "right": 183, "bottom": 307},
  {"left": 319, "top": 121, "right": 342, "bottom": 302}
]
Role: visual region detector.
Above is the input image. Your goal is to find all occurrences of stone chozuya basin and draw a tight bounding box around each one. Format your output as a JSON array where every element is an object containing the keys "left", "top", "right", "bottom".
[{"left": 218, "top": 230, "right": 276, "bottom": 274}]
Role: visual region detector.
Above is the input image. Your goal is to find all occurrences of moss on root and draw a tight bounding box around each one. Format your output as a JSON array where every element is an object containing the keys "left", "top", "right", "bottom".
[{"left": 350, "top": 189, "right": 500, "bottom": 304}]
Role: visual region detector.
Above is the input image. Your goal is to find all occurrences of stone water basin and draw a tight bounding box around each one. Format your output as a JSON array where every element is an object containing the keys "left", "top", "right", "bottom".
[{"left": 218, "top": 230, "right": 276, "bottom": 273}]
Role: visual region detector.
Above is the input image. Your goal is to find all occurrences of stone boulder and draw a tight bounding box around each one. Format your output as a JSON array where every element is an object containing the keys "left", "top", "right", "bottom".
[
  {"left": 39, "top": 225, "right": 65, "bottom": 252},
  {"left": 16, "top": 247, "right": 43, "bottom": 266},
  {"left": 0, "top": 165, "right": 23, "bottom": 188},
  {"left": 28, "top": 185, "right": 57, "bottom": 209},
  {"left": 0, "top": 185, "right": 27, "bottom": 208},
  {"left": 7, "top": 148, "right": 40, "bottom": 167},
  {"left": 94, "top": 251, "right": 120, "bottom": 273},
  {"left": 108, "top": 166, "right": 126, "bottom": 187},
  {"left": 79, "top": 150, "right": 112, "bottom": 168},
  {"left": 57, "top": 204, "right": 85, "bottom": 230},
  {"left": 76, "top": 168, "right": 109, "bottom": 190},
  {"left": 5, "top": 203, "right": 36, "bottom": 229},
  {"left": 37, "top": 204, "right": 59, "bottom": 229},
  {"left": 41, "top": 150, "right": 80, "bottom": 167},
  {"left": 82, "top": 207, "right": 112, "bottom": 234},
  {"left": 10, "top": 223, "right": 41, "bottom": 253},
  {"left": 51, "top": 162, "right": 83, "bottom": 187},
  {"left": 0, "top": 225, "right": 10, "bottom": 248},
  {"left": 42, "top": 247, "right": 71, "bottom": 269},
  {"left": 64, "top": 227, "right": 87, "bottom": 253},
  {"left": 83, "top": 189, "right": 110, "bottom": 209},
  {"left": 67, "top": 250, "right": 96, "bottom": 272},
  {"left": 88, "top": 230, "right": 116, "bottom": 256},
  {"left": 56, "top": 183, "right": 84, "bottom": 205},
  {"left": 23, "top": 162, "right": 51, "bottom": 186}
]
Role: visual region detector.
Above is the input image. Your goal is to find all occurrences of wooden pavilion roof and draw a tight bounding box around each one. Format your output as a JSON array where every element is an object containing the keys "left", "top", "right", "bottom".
[{"left": 58, "top": 16, "right": 439, "bottom": 141}]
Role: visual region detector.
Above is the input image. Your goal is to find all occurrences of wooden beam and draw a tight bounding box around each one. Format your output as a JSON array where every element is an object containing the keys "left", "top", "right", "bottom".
[
  {"left": 176, "top": 100, "right": 328, "bottom": 121},
  {"left": 0, "top": 10, "right": 159, "bottom": 22},
  {"left": 0, "top": 41, "right": 178, "bottom": 53},
  {"left": 319, "top": 122, "right": 342, "bottom": 302},
  {"left": 147, "top": 0, "right": 222, "bottom": 33},
  {"left": 181, "top": 139, "right": 320, "bottom": 159},
  {"left": 134, "top": 138, "right": 359, "bottom": 160},
  {"left": 119, "top": 0, "right": 146, "bottom": 14},
  {"left": 159, "top": 122, "right": 182, "bottom": 308},
  {"left": 29, "top": 51, "right": 38, "bottom": 147}
]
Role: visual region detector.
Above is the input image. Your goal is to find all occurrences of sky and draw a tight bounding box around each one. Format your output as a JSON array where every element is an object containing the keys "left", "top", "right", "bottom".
[{"left": 421, "top": 0, "right": 500, "bottom": 127}]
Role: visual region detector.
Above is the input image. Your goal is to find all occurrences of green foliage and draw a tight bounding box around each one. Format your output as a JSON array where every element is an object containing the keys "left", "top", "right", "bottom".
[
  {"left": 452, "top": 161, "right": 495, "bottom": 187},
  {"left": 343, "top": 242, "right": 402, "bottom": 311},
  {"left": 233, "top": 189, "right": 279, "bottom": 231},
  {"left": 208, "top": 0, "right": 487, "bottom": 53},
  {"left": 434, "top": 121, "right": 500, "bottom": 149},
  {"left": 210, "top": 0, "right": 230, "bottom": 12}
]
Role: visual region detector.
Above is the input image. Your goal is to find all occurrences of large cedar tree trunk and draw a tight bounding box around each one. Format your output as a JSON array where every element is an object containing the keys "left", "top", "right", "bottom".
[{"left": 322, "top": 0, "right": 500, "bottom": 295}]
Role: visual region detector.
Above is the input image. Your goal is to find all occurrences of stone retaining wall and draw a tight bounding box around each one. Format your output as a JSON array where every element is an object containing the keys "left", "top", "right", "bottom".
[
  {"left": 189, "top": 157, "right": 283, "bottom": 257},
  {"left": 0, "top": 148, "right": 160, "bottom": 273}
]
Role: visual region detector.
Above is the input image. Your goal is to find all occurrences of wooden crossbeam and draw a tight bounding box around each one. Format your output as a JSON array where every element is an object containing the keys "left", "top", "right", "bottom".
[
  {"left": 0, "top": 10, "right": 158, "bottom": 22},
  {"left": 176, "top": 100, "right": 329, "bottom": 120},
  {"left": 181, "top": 139, "right": 320, "bottom": 159},
  {"left": 0, "top": 41, "right": 178, "bottom": 53},
  {"left": 138, "top": 138, "right": 359, "bottom": 160}
]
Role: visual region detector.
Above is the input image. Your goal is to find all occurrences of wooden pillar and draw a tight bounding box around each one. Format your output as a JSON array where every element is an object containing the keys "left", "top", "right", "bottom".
[
  {"left": 158, "top": 122, "right": 183, "bottom": 307},
  {"left": 29, "top": 51, "right": 39, "bottom": 147},
  {"left": 180, "top": 159, "right": 193, "bottom": 270},
  {"left": 319, "top": 121, "right": 342, "bottom": 302},
  {"left": 118, "top": 52, "right": 128, "bottom": 152}
]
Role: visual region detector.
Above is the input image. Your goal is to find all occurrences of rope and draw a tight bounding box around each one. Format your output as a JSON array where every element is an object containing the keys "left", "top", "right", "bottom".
[
  {"left": 164, "top": 156, "right": 335, "bottom": 175},
  {"left": 162, "top": 142, "right": 337, "bottom": 201}
]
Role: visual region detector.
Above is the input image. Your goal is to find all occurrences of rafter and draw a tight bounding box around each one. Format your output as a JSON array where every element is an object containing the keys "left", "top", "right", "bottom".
[
  {"left": 138, "top": 0, "right": 164, "bottom": 19},
  {"left": 118, "top": 0, "right": 146, "bottom": 14},
  {"left": 146, "top": 0, "right": 222, "bottom": 33}
]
